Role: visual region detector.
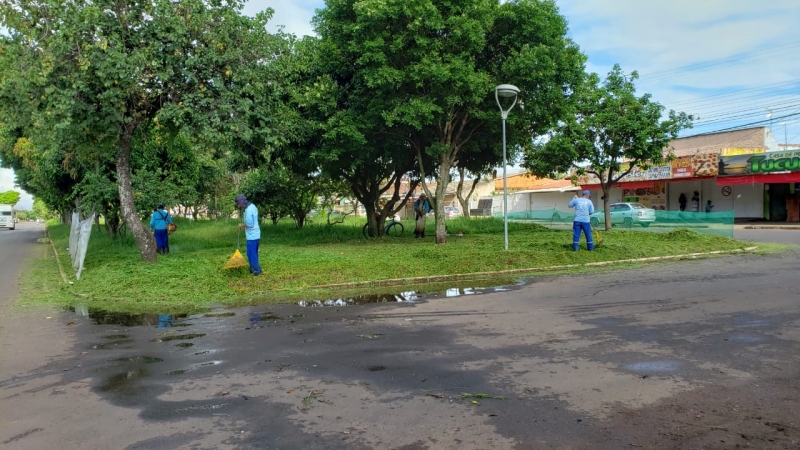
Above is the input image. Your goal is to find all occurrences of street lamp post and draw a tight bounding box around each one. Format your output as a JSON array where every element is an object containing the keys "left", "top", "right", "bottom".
[{"left": 495, "top": 84, "right": 520, "bottom": 251}]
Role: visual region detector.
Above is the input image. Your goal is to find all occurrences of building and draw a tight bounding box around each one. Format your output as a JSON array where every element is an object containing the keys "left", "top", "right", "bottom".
[
  {"left": 491, "top": 173, "right": 578, "bottom": 217},
  {"left": 576, "top": 126, "right": 800, "bottom": 222}
]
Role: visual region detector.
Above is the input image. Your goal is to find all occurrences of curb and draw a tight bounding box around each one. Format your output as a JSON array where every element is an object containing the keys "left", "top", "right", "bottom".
[
  {"left": 47, "top": 229, "right": 68, "bottom": 283},
  {"left": 277, "top": 247, "right": 760, "bottom": 292},
  {"left": 742, "top": 226, "right": 800, "bottom": 231}
]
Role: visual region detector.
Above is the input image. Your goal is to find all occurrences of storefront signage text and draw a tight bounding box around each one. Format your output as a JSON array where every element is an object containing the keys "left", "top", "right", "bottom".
[{"left": 719, "top": 150, "right": 800, "bottom": 176}]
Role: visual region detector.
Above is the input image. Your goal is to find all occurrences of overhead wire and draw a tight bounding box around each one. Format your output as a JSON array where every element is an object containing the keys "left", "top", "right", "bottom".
[{"left": 638, "top": 40, "right": 800, "bottom": 82}]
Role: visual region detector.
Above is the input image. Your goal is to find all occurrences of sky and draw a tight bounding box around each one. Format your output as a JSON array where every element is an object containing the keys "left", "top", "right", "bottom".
[
  {"left": 244, "top": 0, "right": 800, "bottom": 144},
  {"left": 5, "top": 1, "right": 799, "bottom": 206}
]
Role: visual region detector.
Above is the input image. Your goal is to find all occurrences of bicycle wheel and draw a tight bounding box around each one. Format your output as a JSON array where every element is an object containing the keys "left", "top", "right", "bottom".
[
  {"left": 362, "top": 223, "right": 372, "bottom": 238},
  {"left": 385, "top": 222, "right": 404, "bottom": 237}
]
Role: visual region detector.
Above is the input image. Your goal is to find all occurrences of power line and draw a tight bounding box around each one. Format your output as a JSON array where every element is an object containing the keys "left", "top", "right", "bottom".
[
  {"left": 639, "top": 41, "right": 800, "bottom": 81},
  {"left": 674, "top": 88, "right": 800, "bottom": 114},
  {"left": 692, "top": 99, "right": 800, "bottom": 121},
  {"left": 693, "top": 103, "right": 800, "bottom": 126},
  {"left": 681, "top": 110, "right": 800, "bottom": 138},
  {"left": 665, "top": 79, "right": 800, "bottom": 108}
]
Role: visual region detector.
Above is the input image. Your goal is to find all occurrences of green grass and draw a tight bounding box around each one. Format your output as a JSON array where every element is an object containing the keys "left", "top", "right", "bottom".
[{"left": 16, "top": 216, "right": 779, "bottom": 313}]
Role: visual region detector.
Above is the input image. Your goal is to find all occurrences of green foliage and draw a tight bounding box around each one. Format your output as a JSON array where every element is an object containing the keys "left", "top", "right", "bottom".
[
  {"left": 31, "top": 198, "right": 56, "bottom": 219},
  {"left": 0, "top": 190, "right": 21, "bottom": 205},
  {"left": 313, "top": 0, "right": 586, "bottom": 242},
  {"left": 525, "top": 65, "right": 693, "bottom": 229},
  {"left": 18, "top": 217, "right": 757, "bottom": 312},
  {"left": 0, "top": 0, "right": 288, "bottom": 261}
]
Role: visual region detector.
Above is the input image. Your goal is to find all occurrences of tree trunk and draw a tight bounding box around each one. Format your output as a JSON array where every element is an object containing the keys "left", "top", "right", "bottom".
[
  {"left": 602, "top": 186, "right": 612, "bottom": 231},
  {"left": 456, "top": 168, "right": 480, "bottom": 219},
  {"left": 117, "top": 121, "right": 156, "bottom": 263},
  {"left": 433, "top": 155, "right": 452, "bottom": 244}
]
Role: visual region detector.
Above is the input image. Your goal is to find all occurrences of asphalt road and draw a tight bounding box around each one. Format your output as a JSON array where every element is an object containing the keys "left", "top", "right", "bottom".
[
  {"left": 1, "top": 227, "right": 799, "bottom": 449},
  {"left": 0, "top": 222, "right": 44, "bottom": 304}
]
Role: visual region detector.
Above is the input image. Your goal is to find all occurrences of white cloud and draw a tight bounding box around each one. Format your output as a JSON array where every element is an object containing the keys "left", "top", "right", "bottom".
[
  {"left": 557, "top": 0, "right": 800, "bottom": 138},
  {"left": 248, "top": 0, "right": 800, "bottom": 141}
]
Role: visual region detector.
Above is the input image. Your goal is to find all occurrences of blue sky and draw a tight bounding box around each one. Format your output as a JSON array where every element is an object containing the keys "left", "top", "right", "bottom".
[
  {"left": 244, "top": 0, "right": 800, "bottom": 144},
  {"left": 4, "top": 0, "right": 799, "bottom": 208}
]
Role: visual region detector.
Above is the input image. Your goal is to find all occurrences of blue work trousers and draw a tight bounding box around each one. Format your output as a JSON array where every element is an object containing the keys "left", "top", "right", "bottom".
[
  {"left": 572, "top": 221, "right": 594, "bottom": 251},
  {"left": 154, "top": 229, "right": 169, "bottom": 250},
  {"left": 246, "top": 239, "right": 262, "bottom": 275}
]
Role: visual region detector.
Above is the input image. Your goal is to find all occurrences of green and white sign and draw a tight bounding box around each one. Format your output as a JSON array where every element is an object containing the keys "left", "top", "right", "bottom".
[{"left": 719, "top": 150, "right": 800, "bottom": 176}]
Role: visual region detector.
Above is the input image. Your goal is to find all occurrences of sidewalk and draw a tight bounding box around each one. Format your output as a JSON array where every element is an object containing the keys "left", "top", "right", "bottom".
[{"left": 734, "top": 220, "right": 800, "bottom": 230}]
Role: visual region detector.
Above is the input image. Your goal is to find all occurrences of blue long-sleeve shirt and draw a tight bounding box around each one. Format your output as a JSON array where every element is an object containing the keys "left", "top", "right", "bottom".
[
  {"left": 568, "top": 197, "right": 594, "bottom": 223},
  {"left": 243, "top": 203, "right": 261, "bottom": 240},
  {"left": 413, "top": 199, "right": 431, "bottom": 214},
  {"left": 149, "top": 210, "right": 173, "bottom": 230}
]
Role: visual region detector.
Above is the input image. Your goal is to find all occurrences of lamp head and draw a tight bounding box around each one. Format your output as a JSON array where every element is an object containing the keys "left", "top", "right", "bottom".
[{"left": 495, "top": 84, "right": 520, "bottom": 98}]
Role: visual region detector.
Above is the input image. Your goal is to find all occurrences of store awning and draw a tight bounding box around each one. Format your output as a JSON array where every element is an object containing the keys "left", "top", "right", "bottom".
[
  {"left": 581, "top": 181, "right": 654, "bottom": 191},
  {"left": 666, "top": 176, "right": 716, "bottom": 184},
  {"left": 717, "top": 173, "right": 800, "bottom": 185}
]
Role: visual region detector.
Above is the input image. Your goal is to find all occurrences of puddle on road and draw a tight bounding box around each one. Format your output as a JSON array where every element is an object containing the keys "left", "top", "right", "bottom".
[
  {"left": 622, "top": 361, "right": 682, "bottom": 373},
  {"left": 103, "top": 334, "right": 129, "bottom": 340},
  {"left": 70, "top": 306, "right": 193, "bottom": 327},
  {"left": 113, "top": 356, "right": 164, "bottom": 364},
  {"left": 166, "top": 360, "right": 223, "bottom": 376},
  {"left": 70, "top": 277, "right": 530, "bottom": 331},
  {"left": 297, "top": 292, "right": 418, "bottom": 307},
  {"left": 155, "top": 333, "right": 206, "bottom": 342},
  {"left": 98, "top": 369, "right": 147, "bottom": 395},
  {"left": 725, "top": 333, "right": 768, "bottom": 344},
  {"left": 734, "top": 319, "right": 772, "bottom": 328}
]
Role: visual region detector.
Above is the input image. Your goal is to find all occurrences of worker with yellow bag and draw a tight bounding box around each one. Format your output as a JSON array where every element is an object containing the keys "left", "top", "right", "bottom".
[{"left": 234, "top": 194, "right": 262, "bottom": 276}]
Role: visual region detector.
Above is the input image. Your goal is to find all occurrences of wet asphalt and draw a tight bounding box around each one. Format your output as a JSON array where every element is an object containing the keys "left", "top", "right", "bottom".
[{"left": 1, "top": 225, "right": 799, "bottom": 449}]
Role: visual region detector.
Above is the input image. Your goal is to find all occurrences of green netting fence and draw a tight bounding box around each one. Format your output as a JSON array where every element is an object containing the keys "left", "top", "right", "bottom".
[{"left": 496, "top": 209, "right": 735, "bottom": 238}]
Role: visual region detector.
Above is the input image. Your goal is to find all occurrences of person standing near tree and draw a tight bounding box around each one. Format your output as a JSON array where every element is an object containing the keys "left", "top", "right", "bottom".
[
  {"left": 149, "top": 204, "right": 173, "bottom": 255},
  {"left": 568, "top": 190, "right": 595, "bottom": 251},
  {"left": 413, "top": 193, "right": 431, "bottom": 238},
  {"left": 235, "top": 194, "right": 262, "bottom": 276}
]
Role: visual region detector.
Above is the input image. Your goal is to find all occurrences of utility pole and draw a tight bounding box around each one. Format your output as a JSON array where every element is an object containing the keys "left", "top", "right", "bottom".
[{"left": 780, "top": 122, "right": 787, "bottom": 148}]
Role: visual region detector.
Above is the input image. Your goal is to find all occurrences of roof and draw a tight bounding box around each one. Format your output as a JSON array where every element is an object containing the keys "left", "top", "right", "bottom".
[
  {"left": 494, "top": 173, "right": 573, "bottom": 191},
  {"left": 668, "top": 127, "right": 766, "bottom": 157}
]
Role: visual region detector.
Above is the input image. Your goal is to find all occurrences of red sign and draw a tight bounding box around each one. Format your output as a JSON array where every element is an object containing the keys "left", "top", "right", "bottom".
[{"left": 671, "top": 156, "right": 694, "bottom": 178}]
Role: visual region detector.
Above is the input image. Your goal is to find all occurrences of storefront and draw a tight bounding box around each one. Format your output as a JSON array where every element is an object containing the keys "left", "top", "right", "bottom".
[{"left": 575, "top": 127, "right": 800, "bottom": 221}]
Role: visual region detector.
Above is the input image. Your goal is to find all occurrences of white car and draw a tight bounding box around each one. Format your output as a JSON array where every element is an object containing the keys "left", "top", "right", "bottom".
[
  {"left": 590, "top": 202, "right": 656, "bottom": 228},
  {"left": 444, "top": 206, "right": 461, "bottom": 218}
]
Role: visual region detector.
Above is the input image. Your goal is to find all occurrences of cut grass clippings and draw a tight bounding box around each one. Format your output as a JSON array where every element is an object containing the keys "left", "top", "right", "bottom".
[{"left": 16, "top": 216, "right": 783, "bottom": 313}]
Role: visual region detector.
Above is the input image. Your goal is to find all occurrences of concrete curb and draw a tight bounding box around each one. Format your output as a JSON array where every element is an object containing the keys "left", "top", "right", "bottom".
[
  {"left": 742, "top": 226, "right": 800, "bottom": 231},
  {"left": 47, "top": 229, "right": 68, "bottom": 284},
  {"left": 281, "top": 246, "right": 760, "bottom": 292}
]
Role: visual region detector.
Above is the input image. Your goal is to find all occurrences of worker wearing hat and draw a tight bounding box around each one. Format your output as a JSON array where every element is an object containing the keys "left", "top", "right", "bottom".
[
  {"left": 149, "top": 203, "right": 174, "bottom": 255},
  {"left": 412, "top": 193, "right": 432, "bottom": 238},
  {"left": 235, "top": 194, "right": 262, "bottom": 275},
  {"left": 568, "top": 190, "right": 595, "bottom": 251}
]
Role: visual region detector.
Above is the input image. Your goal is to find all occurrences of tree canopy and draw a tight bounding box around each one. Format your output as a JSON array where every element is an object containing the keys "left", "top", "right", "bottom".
[
  {"left": 313, "top": 0, "right": 585, "bottom": 243},
  {"left": 0, "top": 190, "right": 21, "bottom": 205},
  {"left": 524, "top": 64, "right": 694, "bottom": 230},
  {"left": 0, "top": 0, "right": 286, "bottom": 262}
]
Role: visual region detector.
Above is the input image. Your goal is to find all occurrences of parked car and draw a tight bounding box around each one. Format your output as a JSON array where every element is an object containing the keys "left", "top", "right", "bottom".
[
  {"left": 590, "top": 202, "right": 655, "bottom": 228},
  {"left": 444, "top": 206, "right": 461, "bottom": 218}
]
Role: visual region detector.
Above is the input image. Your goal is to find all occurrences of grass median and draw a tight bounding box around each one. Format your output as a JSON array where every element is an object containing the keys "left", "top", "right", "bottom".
[{"left": 19, "top": 216, "right": 766, "bottom": 313}]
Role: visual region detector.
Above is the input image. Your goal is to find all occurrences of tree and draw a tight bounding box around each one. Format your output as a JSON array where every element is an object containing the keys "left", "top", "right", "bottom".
[
  {"left": 0, "top": 0, "right": 284, "bottom": 262},
  {"left": 313, "top": 0, "right": 585, "bottom": 243},
  {"left": 31, "top": 199, "right": 54, "bottom": 220},
  {"left": 524, "top": 65, "right": 694, "bottom": 230},
  {"left": 0, "top": 190, "right": 21, "bottom": 205}
]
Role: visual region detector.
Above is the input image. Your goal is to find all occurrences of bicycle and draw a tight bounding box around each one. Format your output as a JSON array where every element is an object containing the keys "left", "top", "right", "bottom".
[{"left": 362, "top": 214, "right": 404, "bottom": 238}]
